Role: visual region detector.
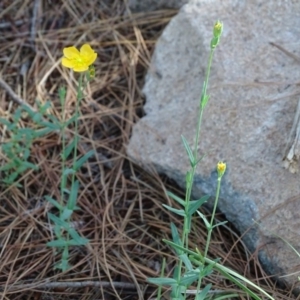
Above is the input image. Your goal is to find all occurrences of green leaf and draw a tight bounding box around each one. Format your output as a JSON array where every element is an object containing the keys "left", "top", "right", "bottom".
[
  {"left": 68, "top": 228, "right": 88, "bottom": 245},
  {"left": 62, "top": 139, "right": 76, "bottom": 160},
  {"left": 195, "top": 153, "right": 206, "bottom": 166},
  {"left": 32, "top": 112, "right": 42, "bottom": 123},
  {"left": 212, "top": 220, "right": 228, "bottom": 229},
  {"left": 197, "top": 210, "right": 211, "bottom": 230},
  {"left": 181, "top": 135, "right": 195, "bottom": 166},
  {"left": 54, "top": 259, "right": 71, "bottom": 272},
  {"left": 6, "top": 171, "right": 20, "bottom": 183},
  {"left": 20, "top": 161, "right": 39, "bottom": 170},
  {"left": 35, "top": 127, "right": 55, "bottom": 136},
  {"left": 73, "top": 150, "right": 94, "bottom": 170},
  {"left": 45, "top": 196, "right": 63, "bottom": 210},
  {"left": 47, "top": 239, "right": 68, "bottom": 248},
  {"left": 166, "top": 191, "right": 185, "bottom": 206},
  {"left": 195, "top": 283, "right": 212, "bottom": 300},
  {"left": 64, "top": 115, "right": 77, "bottom": 127},
  {"left": 162, "top": 204, "right": 185, "bottom": 217},
  {"left": 179, "top": 270, "right": 199, "bottom": 286},
  {"left": 0, "top": 162, "right": 16, "bottom": 171},
  {"left": 170, "top": 223, "right": 182, "bottom": 254},
  {"left": 61, "top": 207, "right": 73, "bottom": 220},
  {"left": 67, "top": 180, "right": 79, "bottom": 209},
  {"left": 63, "top": 168, "right": 75, "bottom": 176},
  {"left": 59, "top": 87, "right": 67, "bottom": 105},
  {"left": 147, "top": 277, "right": 177, "bottom": 286},
  {"left": 188, "top": 195, "right": 210, "bottom": 215},
  {"left": 38, "top": 101, "right": 52, "bottom": 114},
  {"left": 179, "top": 253, "right": 193, "bottom": 271},
  {"left": 0, "top": 118, "right": 12, "bottom": 126},
  {"left": 48, "top": 213, "right": 69, "bottom": 230}
]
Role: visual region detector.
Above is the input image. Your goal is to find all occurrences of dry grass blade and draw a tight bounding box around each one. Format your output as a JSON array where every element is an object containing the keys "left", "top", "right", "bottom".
[{"left": 0, "top": 1, "right": 297, "bottom": 299}]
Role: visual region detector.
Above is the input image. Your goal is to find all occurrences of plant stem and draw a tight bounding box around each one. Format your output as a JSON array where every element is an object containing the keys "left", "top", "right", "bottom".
[{"left": 204, "top": 176, "right": 222, "bottom": 259}]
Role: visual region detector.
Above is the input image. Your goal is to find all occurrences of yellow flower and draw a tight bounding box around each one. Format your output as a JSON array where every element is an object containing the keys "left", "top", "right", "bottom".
[
  {"left": 217, "top": 161, "right": 226, "bottom": 177},
  {"left": 62, "top": 44, "right": 97, "bottom": 72}
]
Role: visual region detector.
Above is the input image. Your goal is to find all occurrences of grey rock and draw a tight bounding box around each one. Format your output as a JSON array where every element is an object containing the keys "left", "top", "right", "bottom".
[
  {"left": 128, "top": 0, "right": 188, "bottom": 12},
  {"left": 127, "top": 0, "right": 300, "bottom": 289}
]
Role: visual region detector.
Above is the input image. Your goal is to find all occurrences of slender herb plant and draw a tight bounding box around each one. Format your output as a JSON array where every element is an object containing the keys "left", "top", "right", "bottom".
[
  {"left": 45, "top": 44, "right": 97, "bottom": 271},
  {"left": 147, "top": 21, "right": 275, "bottom": 300}
]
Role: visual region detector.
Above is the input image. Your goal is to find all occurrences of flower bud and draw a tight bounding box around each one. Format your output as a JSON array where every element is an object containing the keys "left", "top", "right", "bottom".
[
  {"left": 217, "top": 161, "right": 226, "bottom": 178},
  {"left": 213, "top": 20, "right": 223, "bottom": 38}
]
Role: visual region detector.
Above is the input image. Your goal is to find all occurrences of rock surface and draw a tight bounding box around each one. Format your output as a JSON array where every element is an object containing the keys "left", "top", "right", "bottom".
[
  {"left": 127, "top": 0, "right": 300, "bottom": 289},
  {"left": 128, "top": 0, "right": 188, "bottom": 12}
]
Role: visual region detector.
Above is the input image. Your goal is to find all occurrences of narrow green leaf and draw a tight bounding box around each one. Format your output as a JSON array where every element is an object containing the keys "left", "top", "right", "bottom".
[
  {"left": 195, "top": 153, "right": 206, "bottom": 166},
  {"left": 188, "top": 195, "right": 210, "bottom": 215},
  {"left": 162, "top": 204, "right": 185, "bottom": 217},
  {"left": 179, "top": 270, "right": 199, "bottom": 286},
  {"left": 0, "top": 162, "right": 16, "bottom": 171},
  {"left": 195, "top": 283, "right": 212, "bottom": 300},
  {"left": 0, "top": 118, "right": 12, "bottom": 126},
  {"left": 32, "top": 112, "right": 42, "bottom": 123},
  {"left": 68, "top": 228, "right": 88, "bottom": 245},
  {"left": 62, "top": 139, "right": 76, "bottom": 160},
  {"left": 45, "top": 196, "right": 63, "bottom": 210},
  {"left": 197, "top": 210, "right": 211, "bottom": 229},
  {"left": 73, "top": 150, "right": 94, "bottom": 170},
  {"left": 212, "top": 220, "right": 228, "bottom": 229},
  {"left": 181, "top": 135, "right": 195, "bottom": 166},
  {"left": 48, "top": 213, "right": 69, "bottom": 230},
  {"left": 179, "top": 253, "right": 193, "bottom": 271},
  {"left": 38, "top": 101, "right": 52, "bottom": 114},
  {"left": 35, "top": 127, "right": 55, "bottom": 136},
  {"left": 54, "top": 259, "right": 71, "bottom": 271},
  {"left": 64, "top": 115, "right": 77, "bottom": 127},
  {"left": 61, "top": 207, "right": 73, "bottom": 220},
  {"left": 20, "top": 161, "right": 39, "bottom": 170},
  {"left": 63, "top": 168, "right": 75, "bottom": 176},
  {"left": 166, "top": 191, "right": 185, "bottom": 206},
  {"left": 67, "top": 180, "right": 79, "bottom": 209},
  {"left": 59, "top": 87, "right": 67, "bottom": 105},
  {"left": 147, "top": 277, "right": 177, "bottom": 286},
  {"left": 47, "top": 239, "right": 68, "bottom": 248},
  {"left": 7, "top": 171, "right": 20, "bottom": 183},
  {"left": 170, "top": 223, "right": 182, "bottom": 254}
]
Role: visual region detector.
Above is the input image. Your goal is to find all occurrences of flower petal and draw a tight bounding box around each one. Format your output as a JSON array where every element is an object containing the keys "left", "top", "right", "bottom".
[
  {"left": 63, "top": 46, "right": 80, "bottom": 59},
  {"left": 62, "top": 57, "right": 76, "bottom": 69},
  {"left": 80, "top": 44, "right": 97, "bottom": 65},
  {"left": 80, "top": 44, "right": 94, "bottom": 56},
  {"left": 73, "top": 65, "right": 89, "bottom": 72},
  {"left": 85, "top": 53, "right": 97, "bottom": 66}
]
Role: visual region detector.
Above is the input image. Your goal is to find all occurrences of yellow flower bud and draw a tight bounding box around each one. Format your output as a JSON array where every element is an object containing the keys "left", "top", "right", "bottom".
[
  {"left": 88, "top": 65, "right": 95, "bottom": 79},
  {"left": 213, "top": 20, "right": 223, "bottom": 38},
  {"left": 211, "top": 21, "right": 223, "bottom": 49},
  {"left": 217, "top": 161, "right": 226, "bottom": 177}
]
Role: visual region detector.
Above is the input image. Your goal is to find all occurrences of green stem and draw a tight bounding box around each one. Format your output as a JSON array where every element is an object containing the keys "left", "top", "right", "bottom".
[
  {"left": 182, "top": 48, "right": 216, "bottom": 244},
  {"left": 204, "top": 176, "right": 222, "bottom": 259},
  {"left": 71, "top": 72, "right": 84, "bottom": 185},
  {"left": 63, "top": 72, "right": 84, "bottom": 267},
  {"left": 193, "top": 48, "right": 215, "bottom": 159},
  {"left": 177, "top": 47, "right": 217, "bottom": 300}
]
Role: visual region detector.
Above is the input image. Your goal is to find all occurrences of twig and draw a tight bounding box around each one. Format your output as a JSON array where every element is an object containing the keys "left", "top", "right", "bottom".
[
  {"left": 31, "top": 0, "right": 40, "bottom": 49},
  {"left": 0, "top": 20, "right": 25, "bottom": 29},
  {"left": 0, "top": 77, "right": 35, "bottom": 111},
  {"left": 5, "top": 281, "right": 137, "bottom": 291}
]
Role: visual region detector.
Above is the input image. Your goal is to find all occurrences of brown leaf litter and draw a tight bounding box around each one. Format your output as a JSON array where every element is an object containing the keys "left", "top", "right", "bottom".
[{"left": 0, "top": 0, "right": 297, "bottom": 299}]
